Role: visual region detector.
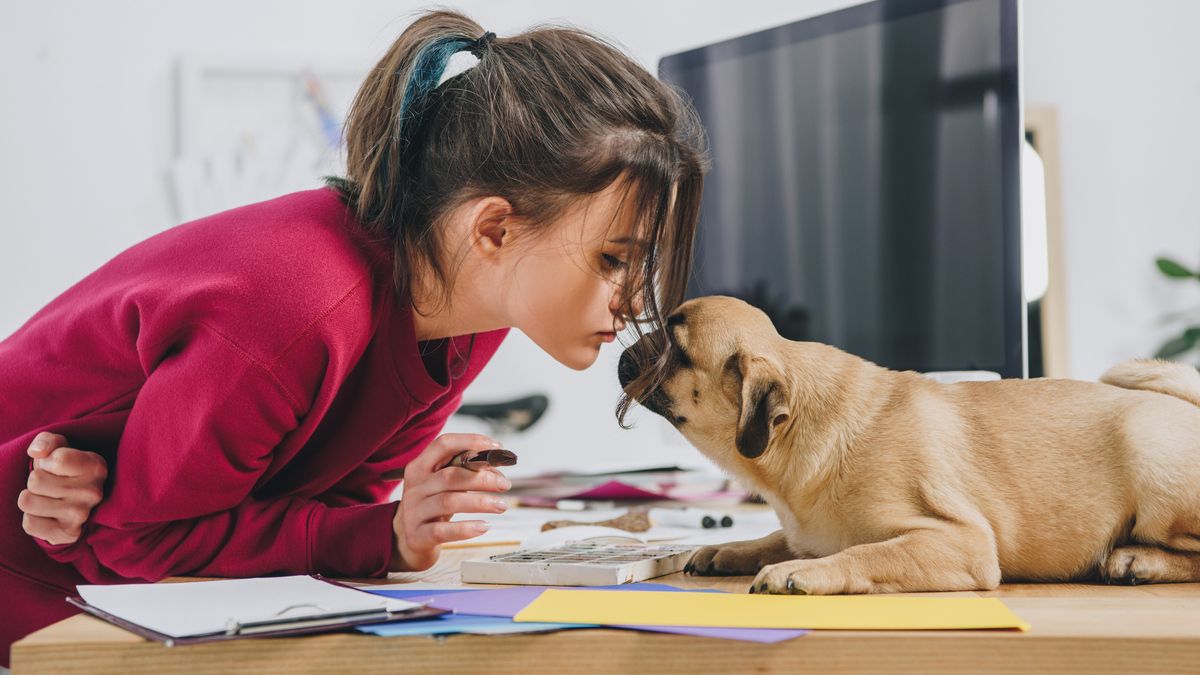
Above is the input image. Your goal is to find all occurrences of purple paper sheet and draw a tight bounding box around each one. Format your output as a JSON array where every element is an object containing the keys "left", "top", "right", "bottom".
[{"left": 409, "top": 583, "right": 807, "bottom": 643}]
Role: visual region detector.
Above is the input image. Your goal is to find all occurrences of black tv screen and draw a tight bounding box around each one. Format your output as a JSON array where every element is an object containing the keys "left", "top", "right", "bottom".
[{"left": 660, "top": 0, "right": 1024, "bottom": 378}]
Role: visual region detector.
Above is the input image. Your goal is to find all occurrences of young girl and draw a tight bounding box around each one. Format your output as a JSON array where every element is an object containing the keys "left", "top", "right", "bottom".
[{"left": 0, "top": 10, "right": 704, "bottom": 663}]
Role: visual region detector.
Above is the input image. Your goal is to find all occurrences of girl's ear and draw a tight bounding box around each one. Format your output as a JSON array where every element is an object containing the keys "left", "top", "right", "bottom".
[{"left": 470, "top": 196, "right": 517, "bottom": 253}]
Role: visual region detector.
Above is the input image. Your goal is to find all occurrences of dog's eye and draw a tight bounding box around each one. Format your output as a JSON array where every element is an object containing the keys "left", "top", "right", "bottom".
[{"left": 674, "top": 415, "right": 688, "bottom": 425}]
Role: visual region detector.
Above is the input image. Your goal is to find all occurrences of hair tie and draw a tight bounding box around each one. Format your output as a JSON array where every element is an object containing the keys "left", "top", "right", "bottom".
[{"left": 470, "top": 31, "right": 496, "bottom": 58}]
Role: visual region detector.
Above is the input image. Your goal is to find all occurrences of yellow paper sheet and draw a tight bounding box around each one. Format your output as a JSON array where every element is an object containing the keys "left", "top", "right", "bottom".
[{"left": 513, "top": 590, "right": 1030, "bottom": 631}]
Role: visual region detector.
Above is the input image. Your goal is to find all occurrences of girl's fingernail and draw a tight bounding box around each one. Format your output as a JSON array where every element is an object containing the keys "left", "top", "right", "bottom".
[
  {"left": 493, "top": 499, "right": 508, "bottom": 511},
  {"left": 474, "top": 522, "right": 491, "bottom": 533},
  {"left": 498, "top": 477, "right": 512, "bottom": 490}
]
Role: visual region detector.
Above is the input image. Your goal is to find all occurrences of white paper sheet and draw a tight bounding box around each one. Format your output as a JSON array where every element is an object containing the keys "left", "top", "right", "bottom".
[
  {"left": 445, "top": 506, "right": 782, "bottom": 549},
  {"left": 76, "top": 575, "right": 422, "bottom": 638}
]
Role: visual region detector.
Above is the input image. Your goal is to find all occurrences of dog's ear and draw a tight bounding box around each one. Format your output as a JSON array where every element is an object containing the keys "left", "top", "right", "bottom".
[{"left": 734, "top": 354, "right": 790, "bottom": 459}]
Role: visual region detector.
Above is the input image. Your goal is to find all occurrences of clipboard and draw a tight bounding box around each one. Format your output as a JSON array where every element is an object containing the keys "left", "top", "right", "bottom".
[{"left": 67, "top": 575, "right": 448, "bottom": 646}]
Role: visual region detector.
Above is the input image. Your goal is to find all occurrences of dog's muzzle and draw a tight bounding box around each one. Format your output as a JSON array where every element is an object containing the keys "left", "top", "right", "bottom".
[
  {"left": 618, "top": 334, "right": 673, "bottom": 417},
  {"left": 617, "top": 345, "right": 642, "bottom": 389}
]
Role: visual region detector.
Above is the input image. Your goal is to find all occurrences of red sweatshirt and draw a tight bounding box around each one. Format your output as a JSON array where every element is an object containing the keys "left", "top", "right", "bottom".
[{"left": 0, "top": 187, "right": 506, "bottom": 661}]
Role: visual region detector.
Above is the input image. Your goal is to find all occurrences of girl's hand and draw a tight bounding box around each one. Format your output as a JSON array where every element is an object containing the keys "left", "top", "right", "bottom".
[
  {"left": 19, "top": 432, "right": 108, "bottom": 546},
  {"left": 390, "top": 433, "right": 511, "bottom": 572}
]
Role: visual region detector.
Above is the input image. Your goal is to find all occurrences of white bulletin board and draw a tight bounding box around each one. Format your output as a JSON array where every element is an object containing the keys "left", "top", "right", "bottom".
[{"left": 169, "top": 53, "right": 368, "bottom": 222}]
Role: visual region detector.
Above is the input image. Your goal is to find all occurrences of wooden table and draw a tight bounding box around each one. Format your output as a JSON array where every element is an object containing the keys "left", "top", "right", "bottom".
[{"left": 13, "top": 522, "right": 1200, "bottom": 674}]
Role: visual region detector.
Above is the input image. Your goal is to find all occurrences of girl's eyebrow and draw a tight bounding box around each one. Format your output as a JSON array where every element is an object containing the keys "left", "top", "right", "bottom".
[{"left": 608, "top": 236, "right": 649, "bottom": 247}]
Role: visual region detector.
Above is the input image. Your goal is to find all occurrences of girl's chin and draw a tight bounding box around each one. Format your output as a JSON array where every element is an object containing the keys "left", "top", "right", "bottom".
[{"left": 551, "top": 344, "right": 603, "bottom": 371}]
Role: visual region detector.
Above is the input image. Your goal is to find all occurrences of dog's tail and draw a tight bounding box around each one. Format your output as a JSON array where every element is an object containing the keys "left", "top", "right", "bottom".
[{"left": 1100, "top": 359, "right": 1200, "bottom": 407}]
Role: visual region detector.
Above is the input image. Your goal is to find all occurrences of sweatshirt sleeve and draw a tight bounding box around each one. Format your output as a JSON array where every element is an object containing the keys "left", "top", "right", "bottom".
[
  {"left": 317, "top": 394, "right": 462, "bottom": 507},
  {"left": 46, "top": 325, "right": 397, "bottom": 583}
]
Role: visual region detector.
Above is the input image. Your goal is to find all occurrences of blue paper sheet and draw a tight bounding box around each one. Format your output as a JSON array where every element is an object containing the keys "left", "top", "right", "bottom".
[{"left": 358, "top": 613, "right": 591, "bottom": 637}]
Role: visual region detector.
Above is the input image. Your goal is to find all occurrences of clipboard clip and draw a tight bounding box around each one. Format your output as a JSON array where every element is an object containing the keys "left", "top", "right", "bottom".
[{"left": 223, "top": 601, "right": 393, "bottom": 636}]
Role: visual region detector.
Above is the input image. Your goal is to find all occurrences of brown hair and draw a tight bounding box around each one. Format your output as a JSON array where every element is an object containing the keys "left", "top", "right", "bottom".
[{"left": 329, "top": 9, "right": 707, "bottom": 424}]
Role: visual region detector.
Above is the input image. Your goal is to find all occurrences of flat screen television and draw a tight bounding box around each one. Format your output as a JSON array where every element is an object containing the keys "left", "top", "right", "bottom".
[{"left": 659, "top": 0, "right": 1025, "bottom": 378}]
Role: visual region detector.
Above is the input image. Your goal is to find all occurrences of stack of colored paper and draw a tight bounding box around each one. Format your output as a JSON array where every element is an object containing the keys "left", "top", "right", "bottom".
[{"left": 359, "top": 583, "right": 806, "bottom": 642}]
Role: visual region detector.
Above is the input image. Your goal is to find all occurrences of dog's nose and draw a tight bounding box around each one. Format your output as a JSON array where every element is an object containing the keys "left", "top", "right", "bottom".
[
  {"left": 618, "top": 347, "right": 640, "bottom": 388},
  {"left": 618, "top": 332, "right": 662, "bottom": 389},
  {"left": 617, "top": 334, "right": 674, "bottom": 417}
]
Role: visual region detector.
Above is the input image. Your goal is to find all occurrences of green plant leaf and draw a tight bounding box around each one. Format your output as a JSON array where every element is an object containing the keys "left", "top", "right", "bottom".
[
  {"left": 1156, "top": 257, "right": 1198, "bottom": 279},
  {"left": 1156, "top": 331, "right": 1200, "bottom": 359}
]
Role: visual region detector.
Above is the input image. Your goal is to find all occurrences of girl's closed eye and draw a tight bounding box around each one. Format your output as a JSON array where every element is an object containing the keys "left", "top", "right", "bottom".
[{"left": 602, "top": 253, "right": 629, "bottom": 271}]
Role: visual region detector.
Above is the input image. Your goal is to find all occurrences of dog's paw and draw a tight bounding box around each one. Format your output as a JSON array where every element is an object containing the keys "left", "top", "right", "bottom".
[
  {"left": 684, "top": 543, "right": 769, "bottom": 576},
  {"left": 748, "top": 560, "right": 841, "bottom": 595},
  {"left": 1102, "top": 545, "right": 1173, "bottom": 585}
]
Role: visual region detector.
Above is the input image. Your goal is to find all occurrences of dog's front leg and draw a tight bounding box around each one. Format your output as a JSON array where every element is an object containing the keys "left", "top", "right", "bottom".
[
  {"left": 685, "top": 530, "right": 803, "bottom": 577},
  {"left": 749, "top": 527, "right": 1001, "bottom": 594}
]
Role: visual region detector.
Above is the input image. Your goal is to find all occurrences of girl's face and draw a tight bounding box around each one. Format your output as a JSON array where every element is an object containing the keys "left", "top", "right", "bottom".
[{"left": 502, "top": 181, "right": 645, "bottom": 370}]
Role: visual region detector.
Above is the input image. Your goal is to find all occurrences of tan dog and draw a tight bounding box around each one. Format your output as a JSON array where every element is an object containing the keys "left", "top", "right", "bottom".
[{"left": 618, "top": 296, "right": 1200, "bottom": 594}]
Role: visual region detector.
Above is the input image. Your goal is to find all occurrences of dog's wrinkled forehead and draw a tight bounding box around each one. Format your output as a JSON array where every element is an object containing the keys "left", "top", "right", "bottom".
[{"left": 668, "top": 296, "right": 777, "bottom": 363}]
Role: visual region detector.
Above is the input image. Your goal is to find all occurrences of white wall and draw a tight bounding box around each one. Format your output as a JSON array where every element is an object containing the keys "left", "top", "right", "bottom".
[
  {"left": 1022, "top": 0, "right": 1200, "bottom": 379},
  {"left": 2, "top": 1, "right": 1198, "bottom": 476}
]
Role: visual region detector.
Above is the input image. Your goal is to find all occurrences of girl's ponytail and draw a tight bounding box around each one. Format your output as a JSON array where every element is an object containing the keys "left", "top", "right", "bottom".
[
  {"left": 396, "top": 32, "right": 494, "bottom": 157},
  {"left": 340, "top": 12, "right": 490, "bottom": 235}
]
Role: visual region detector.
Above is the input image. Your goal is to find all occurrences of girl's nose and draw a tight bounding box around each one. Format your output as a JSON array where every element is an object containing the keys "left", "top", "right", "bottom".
[
  {"left": 629, "top": 292, "right": 644, "bottom": 318},
  {"left": 612, "top": 286, "right": 643, "bottom": 321}
]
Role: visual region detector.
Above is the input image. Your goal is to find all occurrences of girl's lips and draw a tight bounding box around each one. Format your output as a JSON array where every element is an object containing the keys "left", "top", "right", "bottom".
[{"left": 598, "top": 332, "right": 617, "bottom": 343}]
